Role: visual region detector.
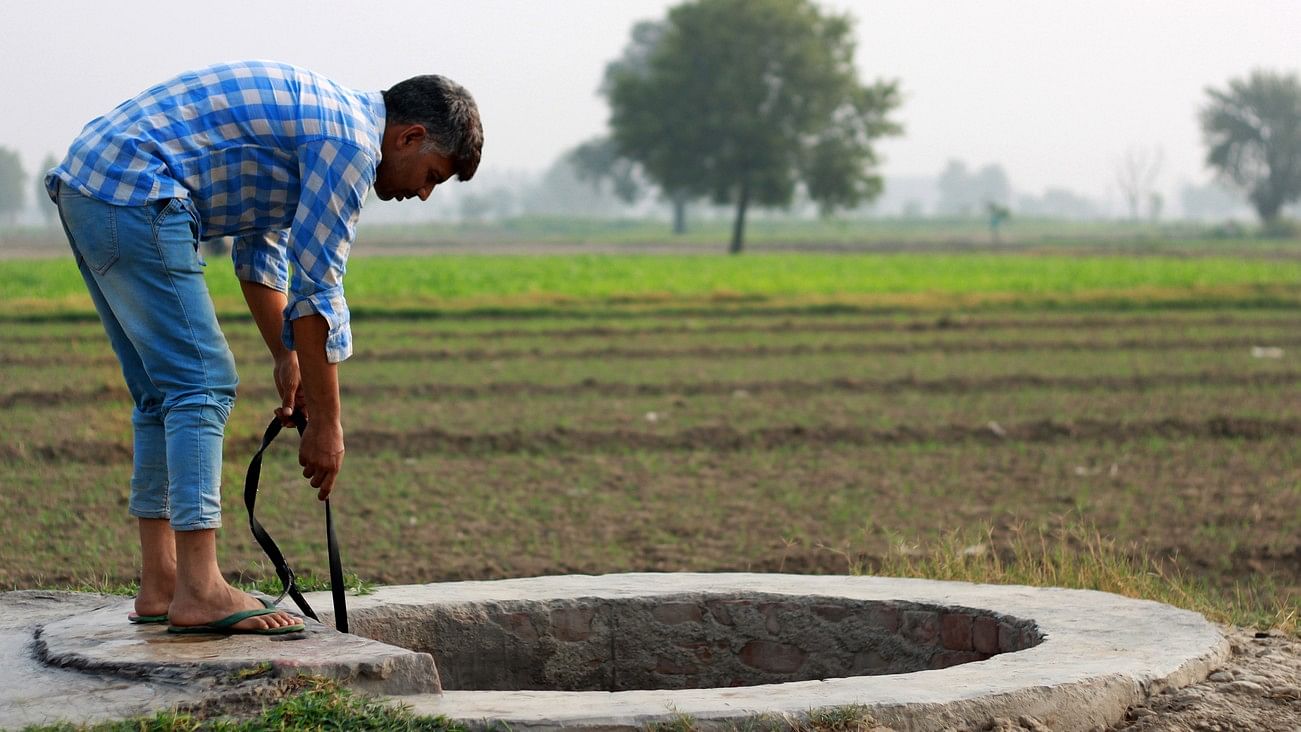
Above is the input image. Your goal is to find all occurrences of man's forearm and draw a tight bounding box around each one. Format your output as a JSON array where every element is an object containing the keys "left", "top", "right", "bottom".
[
  {"left": 291, "top": 314, "right": 341, "bottom": 424},
  {"left": 239, "top": 281, "right": 289, "bottom": 359}
]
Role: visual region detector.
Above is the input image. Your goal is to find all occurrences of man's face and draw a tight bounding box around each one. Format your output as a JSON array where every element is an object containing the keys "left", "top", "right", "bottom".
[{"left": 374, "top": 124, "right": 456, "bottom": 202}]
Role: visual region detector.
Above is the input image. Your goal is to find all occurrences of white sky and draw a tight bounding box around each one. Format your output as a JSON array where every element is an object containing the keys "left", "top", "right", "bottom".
[{"left": 2, "top": 0, "right": 1297, "bottom": 203}]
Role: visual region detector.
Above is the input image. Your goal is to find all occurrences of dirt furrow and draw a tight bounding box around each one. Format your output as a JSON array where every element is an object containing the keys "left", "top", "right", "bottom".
[
  {"left": 8, "top": 313, "right": 1287, "bottom": 345},
  {"left": 6, "top": 335, "right": 1301, "bottom": 367},
  {"left": 8, "top": 415, "right": 1299, "bottom": 464},
  {"left": 4, "top": 371, "right": 1300, "bottom": 409}
]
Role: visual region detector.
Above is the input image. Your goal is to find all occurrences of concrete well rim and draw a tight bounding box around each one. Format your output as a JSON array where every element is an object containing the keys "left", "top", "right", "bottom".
[{"left": 301, "top": 572, "right": 1229, "bottom": 731}]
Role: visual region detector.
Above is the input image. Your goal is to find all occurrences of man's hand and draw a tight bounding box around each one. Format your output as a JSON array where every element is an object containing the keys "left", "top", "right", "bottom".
[
  {"left": 273, "top": 351, "right": 307, "bottom": 426},
  {"left": 300, "top": 417, "right": 344, "bottom": 500},
  {"left": 291, "top": 313, "right": 343, "bottom": 501}
]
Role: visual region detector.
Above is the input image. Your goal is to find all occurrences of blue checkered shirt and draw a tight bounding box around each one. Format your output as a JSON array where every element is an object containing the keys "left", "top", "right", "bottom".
[{"left": 45, "top": 60, "right": 385, "bottom": 363}]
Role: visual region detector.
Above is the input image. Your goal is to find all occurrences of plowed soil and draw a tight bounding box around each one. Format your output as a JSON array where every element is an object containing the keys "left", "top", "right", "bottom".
[{"left": 1, "top": 308, "right": 1297, "bottom": 629}]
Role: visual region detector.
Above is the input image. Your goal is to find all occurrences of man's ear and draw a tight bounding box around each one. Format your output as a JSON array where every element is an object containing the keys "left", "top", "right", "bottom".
[{"left": 398, "top": 124, "right": 427, "bottom": 149}]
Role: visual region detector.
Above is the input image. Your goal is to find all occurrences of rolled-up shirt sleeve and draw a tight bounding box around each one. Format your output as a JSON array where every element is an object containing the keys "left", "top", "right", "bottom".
[
  {"left": 280, "top": 138, "right": 375, "bottom": 363},
  {"left": 232, "top": 230, "right": 290, "bottom": 292}
]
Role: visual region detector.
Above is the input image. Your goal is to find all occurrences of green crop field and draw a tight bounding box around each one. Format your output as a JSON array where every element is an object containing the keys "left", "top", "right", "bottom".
[
  {"left": 1, "top": 250, "right": 1297, "bottom": 635},
  {"left": 5, "top": 252, "right": 1301, "bottom": 319}
]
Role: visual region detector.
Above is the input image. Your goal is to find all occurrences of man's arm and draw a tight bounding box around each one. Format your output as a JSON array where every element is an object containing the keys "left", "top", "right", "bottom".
[
  {"left": 277, "top": 139, "right": 372, "bottom": 499},
  {"left": 240, "top": 280, "right": 307, "bottom": 425},
  {"left": 241, "top": 276, "right": 343, "bottom": 499},
  {"left": 240, "top": 280, "right": 289, "bottom": 359},
  {"left": 292, "top": 314, "right": 344, "bottom": 500}
]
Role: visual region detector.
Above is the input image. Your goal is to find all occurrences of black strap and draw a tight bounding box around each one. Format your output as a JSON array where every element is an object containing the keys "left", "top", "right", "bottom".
[{"left": 243, "top": 411, "right": 349, "bottom": 633}]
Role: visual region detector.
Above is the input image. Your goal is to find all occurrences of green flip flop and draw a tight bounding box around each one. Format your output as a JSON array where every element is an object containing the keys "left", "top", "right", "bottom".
[
  {"left": 167, "top": 599, "right": 306, "bottom": 636},
  {"left": 128, "top": 613, "right": 168, "bottom": 624}
]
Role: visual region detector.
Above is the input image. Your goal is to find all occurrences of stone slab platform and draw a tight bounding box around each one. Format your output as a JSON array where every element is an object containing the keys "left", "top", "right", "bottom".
[
  {"left": 299, "top": 573, "right": 1230, "bottom": 731},
  {"left": 1, "top": 591, "right": 438, "bottom": 728},
  {"left": 34, "top": 597, "right": 440, "bottom": 696},
  {"left": 2, "top": 574, "right": 1230, "bottom": 731}
]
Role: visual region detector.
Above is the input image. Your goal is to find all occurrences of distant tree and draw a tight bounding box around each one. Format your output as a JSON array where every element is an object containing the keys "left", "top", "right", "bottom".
[
  {"left": 1017, "top": 188, "right": 1099, "bottom": 220},
  {"left": 974, "top": 165, "right": 1011, "bottom": 207},
  {"left": 1200, "top": 69, "right": 1301, "bottom": 225},
  {"left": 522, "top": 153, "right": 632, "bottom": 217},
  {"left": 604, "top": 0, "right": 902, "bottom": 253},
  {"left": 35, "top": 153, "right": 59, "bottom": 228},
  {"left": 0, "top": 147, "right": 26, "bottom": 227},
  {"left": 594, "top": 21, "right": 693, "bottom": 235},
  {"left": 1147, "top": 192, "right": 1164, "bottom": 221},
  {"left": 459, "top": 192, "right": 494, "bottom": 224},
  {"left": 1114, "top": 146, "right": 1163, "bottom": 221},
  {"left": 936, "top": 160, "right": 973, "bottom": 216},
  {"left": 1178, "top": 180, "right": 1248, "bottom": 220},
  {"left": 937, "top": 160, "right": 1011, "bottom": 216},
  {"left": 567, "top": 137, "right": 643, "bottom": 204}
]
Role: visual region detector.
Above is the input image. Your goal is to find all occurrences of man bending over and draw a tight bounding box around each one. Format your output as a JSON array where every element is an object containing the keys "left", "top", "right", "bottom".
[{"left": 46, "top": 60, "right": 482, "bottom": 635}]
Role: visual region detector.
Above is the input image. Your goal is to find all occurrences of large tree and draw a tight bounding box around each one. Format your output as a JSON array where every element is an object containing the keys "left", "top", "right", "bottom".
[
  {"left": 0, "top": 146, "right": 25, "bottom": 227},
  {"left": 1200, "top": 70, "right": 1301, "bottom": 225},
  {"left": 598, "top": 20, "right": 698, "bottom": 236},
  {"left": 604, "top": 0, "right": 902, "bottom": 253}
]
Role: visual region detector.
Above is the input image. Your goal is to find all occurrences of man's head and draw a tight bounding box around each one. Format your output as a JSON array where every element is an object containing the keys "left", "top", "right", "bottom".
[{"left": 376, "top": 75, "right": 482, "bottom": 201}]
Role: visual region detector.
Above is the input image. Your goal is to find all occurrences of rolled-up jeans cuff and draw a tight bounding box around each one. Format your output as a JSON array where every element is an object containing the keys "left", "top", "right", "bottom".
[
  {"left": 131, "top": 409, "right": 169, "bottom": 520},
  {"left": 170, "top": 519, "right": 223, "bottom": 532},
  {"left": 129, "top": 507, "right": 172, "bottom": 520},
  {"left": 164, "top": 403, "right": 228, "bottom": 532}
]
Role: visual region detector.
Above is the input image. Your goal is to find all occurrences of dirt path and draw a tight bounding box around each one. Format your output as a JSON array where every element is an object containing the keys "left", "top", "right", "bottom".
[
  {"left": 869, "top": 626, "right": 1299, "bottom": 731},
  {"left": 1108, "top": 626, "right": 1299, "bottom": 731}
]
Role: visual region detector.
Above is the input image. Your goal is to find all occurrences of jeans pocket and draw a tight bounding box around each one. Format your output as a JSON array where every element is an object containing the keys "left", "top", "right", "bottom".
[
  {"left": 152, "top": 198, "right": 205, "bottom": 272},
  {"left": 57, "top": 189, "right": 120, "bottom": 275}
]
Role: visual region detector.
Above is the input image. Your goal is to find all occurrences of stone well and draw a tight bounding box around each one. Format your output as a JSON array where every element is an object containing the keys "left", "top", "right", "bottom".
[
  {"left": 301, "top": 573, "right": 1228, "bottom": 730},
  {"left": 5, "top": 573, "right": 1229, "bottom": 731},
  {"left": 342, "top": 592, "right": 1039, "bottom": 692}
]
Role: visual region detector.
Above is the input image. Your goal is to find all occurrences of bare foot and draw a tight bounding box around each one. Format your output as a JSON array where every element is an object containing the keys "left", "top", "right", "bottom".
[
  {"left": 168, "top": 585, "right": 302, "bottom": 631},
  {"left": 132, "top": 574, "right": 174, "bottom": 621},
  {"left": 132, "top": 586, "right": 172, "bottom": 619}
]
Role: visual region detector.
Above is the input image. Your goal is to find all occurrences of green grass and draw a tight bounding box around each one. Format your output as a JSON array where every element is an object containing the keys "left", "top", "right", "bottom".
[
  {"left": 863, "top": 520, "right": 1297, "bottom": 634},
  {"left": 21, "top": 677, "right": 462, "bottom": 732},
  {"left": 322, "top": 215, "right": 1301, "bottom": 250},
  {"left": 6, "top": 245, "right": 1298, "bottom": 729},
  {"left": 5, "top": 253, "right": 1301, "bottom": 320}
]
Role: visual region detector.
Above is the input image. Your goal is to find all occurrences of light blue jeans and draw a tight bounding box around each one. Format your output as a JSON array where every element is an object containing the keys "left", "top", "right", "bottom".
[{"left": 56, "top": 183, "right": 238, "bottom": 531}]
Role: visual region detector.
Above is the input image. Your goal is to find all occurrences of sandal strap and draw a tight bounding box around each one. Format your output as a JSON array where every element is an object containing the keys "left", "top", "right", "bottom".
[{"left": 206, "top": 607, "right": 279, "bottom": 630}]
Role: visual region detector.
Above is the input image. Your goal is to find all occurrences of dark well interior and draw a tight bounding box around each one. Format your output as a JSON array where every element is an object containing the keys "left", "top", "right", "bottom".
[{"left": 347, "top": 593, "right": 1041, "bottom": 691}]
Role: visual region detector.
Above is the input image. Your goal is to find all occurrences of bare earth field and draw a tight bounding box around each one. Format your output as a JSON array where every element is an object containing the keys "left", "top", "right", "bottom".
[{"left": 1, "top": 308, "right": 1297, "bottom": 618}]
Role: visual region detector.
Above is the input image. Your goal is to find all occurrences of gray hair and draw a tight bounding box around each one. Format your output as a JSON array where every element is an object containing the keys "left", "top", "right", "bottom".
[{"left": 382, "top": 75, "right": 483, "bottom": 181}]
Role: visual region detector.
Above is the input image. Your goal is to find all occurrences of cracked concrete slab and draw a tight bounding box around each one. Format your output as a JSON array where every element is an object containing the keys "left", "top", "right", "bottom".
[
  {"left": 35, "top": 600, "right": 439, "bottom": 694},
  {"left": 0, "top": 591, "right": 198, "bottom": 730},
  {"left": 300, "top": 573, "right": 1230, "bottom": 731},
  {"left": 0, "top": 590, "right": 438, "bottom": 730},
  {"left": 1, "top": 574, "right": 1229, "bottom": 731}
]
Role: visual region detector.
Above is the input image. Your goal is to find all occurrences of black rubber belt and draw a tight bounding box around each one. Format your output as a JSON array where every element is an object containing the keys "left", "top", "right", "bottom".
[{"left": 243, "top": 411, "right": 349, "bottom": 634}]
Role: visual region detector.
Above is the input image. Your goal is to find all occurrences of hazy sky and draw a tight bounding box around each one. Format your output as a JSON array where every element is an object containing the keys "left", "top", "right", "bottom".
[{"left": 3, "top": 1, "right": 1297, "bottom": 205}]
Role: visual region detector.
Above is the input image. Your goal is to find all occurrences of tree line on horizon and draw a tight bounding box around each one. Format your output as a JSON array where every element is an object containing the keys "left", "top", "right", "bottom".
[{"left": 0, "top": 0, "right": 1298, "bottom": 249}]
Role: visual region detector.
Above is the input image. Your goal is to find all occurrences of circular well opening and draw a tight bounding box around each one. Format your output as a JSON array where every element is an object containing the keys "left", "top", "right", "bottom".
[{"left": 349, "top": 592, "right": 1042, "bottom": 691}]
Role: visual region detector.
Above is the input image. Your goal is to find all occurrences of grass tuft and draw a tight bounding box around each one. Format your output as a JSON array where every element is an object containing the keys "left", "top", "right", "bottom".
[
  {"left": 22, "top": 677, "right": 462, "bottom": 732},
  {"left": 8, "top": 571, "right": 377, "bottom": 600},
  {"left": 837, "top": 519, "right": 1297, "bottom": 637}
]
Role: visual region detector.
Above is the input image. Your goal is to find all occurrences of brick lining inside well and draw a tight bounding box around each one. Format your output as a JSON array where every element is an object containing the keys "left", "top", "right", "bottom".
[{"left": 349, "top": 592, "right": 1041, "bottom": 691}]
